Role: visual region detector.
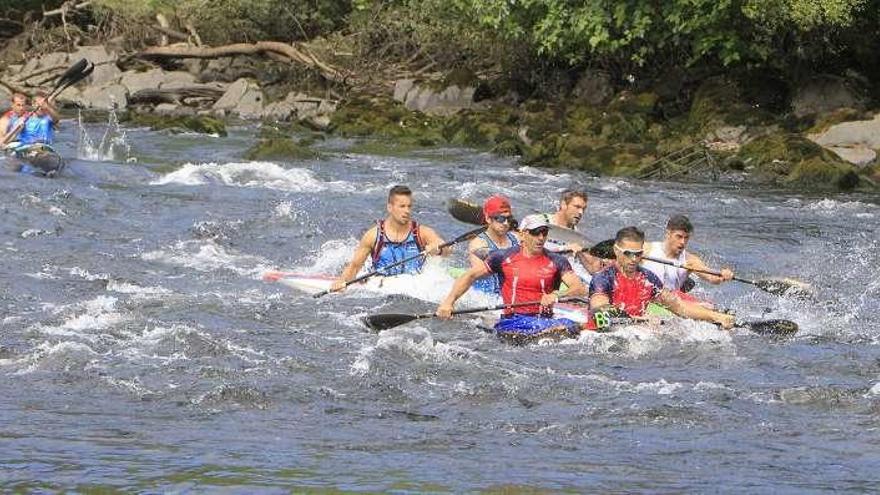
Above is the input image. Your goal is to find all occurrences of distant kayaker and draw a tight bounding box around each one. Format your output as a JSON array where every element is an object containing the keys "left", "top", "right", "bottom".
[
  {"left": 16, "top": 91, "right": 60, "bottom": 145},
  {"left": 2, "top": 91, "right": 60, "bottom": 146},
  {"left": 545, "top": 188, "right": 605, "bottom": 274},
  {"left": 640, "top": 215, "right": 734, "bottom": 297},
  {"left": 329, "top": 185, "right": 449, "bottom": 292},
  {"left": 0, "top": 93, "right": 28, "bottom": 145},
  {"left": 437, "top": 214, "right": 587, "bottom": 336},
  {"left": 589, "top": 226, "right": 734, "bottom": 328},
  {"left": 467, "top": 194, "right": 520, "bottom": 294}
]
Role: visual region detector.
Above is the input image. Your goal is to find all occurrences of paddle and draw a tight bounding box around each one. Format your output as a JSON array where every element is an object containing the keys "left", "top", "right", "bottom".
[
  {"left": 642, "top": 255, "right": 812, "bottom": 297},
  {"left": 2, "top": 58, "right": 94, "bottom": 146},
  {"left": 363, "top": 297, "right": 586, "bottom": 331},
  {"left": 312, "top": 225, "right": 488, "bottom": 298},
  {"left": 447, "top": 198, "right": 486, "bottom": 225},
  {"left": 733, "top": 318, "right": 798, "bottom": 336}
]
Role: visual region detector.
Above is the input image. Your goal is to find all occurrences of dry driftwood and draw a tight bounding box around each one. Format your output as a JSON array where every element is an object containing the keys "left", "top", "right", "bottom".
[
  {"left": 139, "top": 41, "right": 347, "bottom": 84},
  {"left": 43, "top": 1, "right": 92, "bottom": 17},
  {"left": 129, "top": 86, "right": 225, "bottom": 105}
]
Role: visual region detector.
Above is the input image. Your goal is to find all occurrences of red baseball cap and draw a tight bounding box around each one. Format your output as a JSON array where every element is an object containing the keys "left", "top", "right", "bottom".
[{"left": 483, "top": 194, "right": 511, "bottom": 221}]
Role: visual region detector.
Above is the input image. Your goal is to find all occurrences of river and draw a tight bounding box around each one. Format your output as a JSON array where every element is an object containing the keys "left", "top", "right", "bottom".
[{"left": 1, "top": 120, "right": 878, "bottom": 492}]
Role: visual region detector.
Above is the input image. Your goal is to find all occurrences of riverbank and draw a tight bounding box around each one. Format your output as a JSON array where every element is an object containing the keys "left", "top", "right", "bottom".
[{"left": 2, "top": 9, "right": 879, "bottom": 192}]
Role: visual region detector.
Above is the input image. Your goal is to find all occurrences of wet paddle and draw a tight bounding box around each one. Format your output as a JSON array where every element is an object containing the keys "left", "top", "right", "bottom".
[
  {"left": 312, "top": 225, "right": 488, "bottom": 298},
  {"left": 363, "top": 297, "right": 586, "bottom": 331},
  {"left": 642, "top": 255, "right": 812, "bottom": 297},
  {"left": 447, "top": 198, "right": 486, "bottom": 225},
  {"left": 733, "top": 318, "right": 798, "bottom": 336}
]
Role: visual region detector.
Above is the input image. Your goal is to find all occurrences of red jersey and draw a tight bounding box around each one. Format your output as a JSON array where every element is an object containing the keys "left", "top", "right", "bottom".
[
  {"left": 484, "top": 247, "right": 573, "bottom": 316},
  {"left": 589, "top": 265, "right": 663, "bottom": 316}
]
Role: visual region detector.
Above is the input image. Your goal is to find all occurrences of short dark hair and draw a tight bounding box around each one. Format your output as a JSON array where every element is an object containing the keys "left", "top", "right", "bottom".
[
  {"left": 666, "top": 214, "right": 693, "bottom": 233},
  {"left": 560, "top": 189, "right": 587, "bottom": 204},
  {"left": 615, "top": 226, "right": 645, "bottom": 244},
  {"left": 387, "top": 184, "right": 412, "bottom": 203}
]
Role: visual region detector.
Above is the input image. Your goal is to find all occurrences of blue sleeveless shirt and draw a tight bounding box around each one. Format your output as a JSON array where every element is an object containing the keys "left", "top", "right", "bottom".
[
  {"left": 17, "top": 114, "right": 54, "bottom": 144},
  {"left": 472, "top": 231, "right": 519, "bottom": 294},
  {"left": 370, "top": 220, "right": 424, "bottom": 276}
]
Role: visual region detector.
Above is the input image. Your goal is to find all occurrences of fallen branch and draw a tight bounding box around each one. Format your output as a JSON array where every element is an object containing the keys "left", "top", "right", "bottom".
[
  {"left": 139, "top": 41, "right": 348, "bottom": 84},
  {"left": 43, "top": 1, "right": 92, "bottom": 18},
  {"left": 151, "top": 24, "right": 189, "bottom": 43},
  {"left": 129, "top": 86, "right": 225, "bottom": 105},
  {"left": 0, "top": 78, "right": 29, "bottom": 95}
]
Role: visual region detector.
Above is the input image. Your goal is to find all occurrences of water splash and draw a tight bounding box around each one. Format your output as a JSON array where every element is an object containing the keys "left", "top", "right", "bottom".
[{"left": 76, "top": 108, "right": 132, "bottom": 162}]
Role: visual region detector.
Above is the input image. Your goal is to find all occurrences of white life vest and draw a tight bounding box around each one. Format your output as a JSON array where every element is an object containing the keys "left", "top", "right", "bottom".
[{"left": 642, "top": 241, "right": 689, "bottom": 290}]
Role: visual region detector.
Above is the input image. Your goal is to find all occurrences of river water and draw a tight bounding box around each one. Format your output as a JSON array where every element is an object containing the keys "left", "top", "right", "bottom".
[{"left": 1, "top": 121, "right": 878, "bottom": 492}]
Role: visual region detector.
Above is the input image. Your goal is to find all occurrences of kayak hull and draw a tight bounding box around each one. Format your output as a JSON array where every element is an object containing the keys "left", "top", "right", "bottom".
[{"left": 4, "top": 143, "right": 65, "bottom": 177}]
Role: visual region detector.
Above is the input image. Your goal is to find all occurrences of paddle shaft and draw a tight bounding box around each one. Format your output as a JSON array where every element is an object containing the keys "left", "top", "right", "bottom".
[
  {"left": 313, "top": 225, "right": 488, "bottom": 298},
  {"left": 642, "top": 255, "right": 755, "bottom": 285}
]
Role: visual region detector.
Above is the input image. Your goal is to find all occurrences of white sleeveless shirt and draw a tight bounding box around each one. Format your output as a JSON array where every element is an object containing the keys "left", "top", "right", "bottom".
[{"left": 642, "top": 242, "right": 689, "bottom": 290}]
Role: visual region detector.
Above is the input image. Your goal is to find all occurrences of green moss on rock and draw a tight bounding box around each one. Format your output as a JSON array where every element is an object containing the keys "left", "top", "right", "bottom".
[
  {"left": 737, "top": 133, "right": 861, "bottom": 190},
  {"left": 129, "top": 113, "right": 227, "bottom": 136}
]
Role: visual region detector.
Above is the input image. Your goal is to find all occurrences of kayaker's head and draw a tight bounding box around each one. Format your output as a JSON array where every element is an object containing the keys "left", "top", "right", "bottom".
[
  {"left": 386, "top": 184, "right": 413, "bottom": 226},
  {"left": 31, "top": 90, "right": 51, "bottom": 114},
  {"left": 663, "top": 214, "right": 693, "bottom": 257},
  {"left": 614, "top": 226, "right": 646, "bottom": 276},
  {"left": 10, "top": 93, "right": 27, "bottom": 114},
  {"left": 483, "top": 194, "right": 514, "bottom": 235},
  {"left": 518, "top": 214, "right": 551, "bottom": 254},
  {"left": 556, "top": 189, "right": 587, "bottom": 228}
]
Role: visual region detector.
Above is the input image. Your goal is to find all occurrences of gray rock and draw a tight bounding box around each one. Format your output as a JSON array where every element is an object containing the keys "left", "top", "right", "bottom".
[
  {"left": 120, "top": 69, "right": 166, "bottom": 94},
  {"left": 827, "top": 146, "right": 876, "bottom": 167},
  {"left": 159, "top": 71, "right": 198, "bottom": 89},
  {"left": 810, "top": 113, "right": 880, "bottom": 149},
  {"left": 403, "top": 83, "right": 475, "bottom": 116},
  {"left": 393, "top": 79, "right": 416, "bottom": 102},
  {"left": 572, "top": 70, "right": 614, "bottom": 106},
  {"left": 69, "top": 46, "right": 121, "bottom": 86},
  {"left": 77, "top": 83, "right": 129, "bottom": 110},
  {"left": 213, "top": 78, "right": 249, "bottom": 111},
  {"left": 791, "top": 75, "right": 864, "bottom": 118}
]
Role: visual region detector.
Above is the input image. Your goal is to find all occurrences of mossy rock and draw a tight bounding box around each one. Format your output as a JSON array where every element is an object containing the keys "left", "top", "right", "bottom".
[
  {"left": 805, "top": 107, "right": 868, "bottom": 135},
  {"left": 128, "top": 113, "right": 227, "bottom": 136},
  {"left": 607, "top": 92, "right": 659, "bottom": 115},
  {"left": 689, "top": 77, "right": 774, "bottom": 134},
  {"left": 330, "top": 96, "right": 445, "bottom": 145},
  {"left": 244, "top": 129, "right": 321, "bottom": 160},
  {"left": 737, "top": 133, "right": 860, "bottom": 190}
]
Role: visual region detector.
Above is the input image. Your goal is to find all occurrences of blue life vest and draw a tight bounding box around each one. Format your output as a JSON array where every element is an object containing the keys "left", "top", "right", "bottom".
[
  {"left": 370, "top": 220, "right": 424, "bottom": 276},
  {"left": 472, "top": 231, "right": 519, "bottom": 294},
  {"left": 17, "top": 114, "right": 54, "bottom": 144}
]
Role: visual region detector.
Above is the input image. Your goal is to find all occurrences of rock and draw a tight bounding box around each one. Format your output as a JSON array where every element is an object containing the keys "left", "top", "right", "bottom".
[
  {"left": 402, "top": 83, "right": 476, "bottom": 116},
  {"left": 261, "top": 92, "right": 336, "bottom": 126},
  {"left": 827, "top": 146, "right": 876, "bottom": 167},
  {"left": 705, "top": 125, "right": 749, "bottom": 151},
  {"left": 810, "top": 113, "right": 880, "bottom": 150},
  {"left": 69, "top": 46, "right": 121, "bottom": 86},
  {"left": 0, "top": 86, "right": 10, "bottom": 107},
  {"left": 77, "top": 83, "right": 129, "bottom": 110},
  {"left": 159, "top": 71, "right": 198, "bottom": 89},
  {"left": 571, "top": 70, "right": 614, "bottom": 106},
  {"left": 791, "top": 75, "right": 864, "bottom": 118},
  {"left": 213, "top": 78, "right": 263, "bottom": 119},
  {"left": 737, "top": 133, "right": 860, "bottom": 190},
  {"left": 128, "top": 113, "right": 226, "bottom": 136},
  {"left": 393, "top": 79, "right": 416, "bottom": 102}
]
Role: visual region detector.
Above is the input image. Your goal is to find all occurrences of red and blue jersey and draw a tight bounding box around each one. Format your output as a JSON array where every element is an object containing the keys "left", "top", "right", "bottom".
[
  {"left": 484, "top": 247, "right": 572, "bottom": 316},
  {"left": 589, "top": 265, "right": 663, "bottom": 316}
]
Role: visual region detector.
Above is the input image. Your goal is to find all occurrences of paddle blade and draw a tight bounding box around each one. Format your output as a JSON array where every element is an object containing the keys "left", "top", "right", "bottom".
[
  {"left": 362, "top": 313, "right": 419, "bottom": 331},
  {"left": 588, "top": 238, "right": 615, "bottom": 259},
  {"left": 447, "top": 198, "right": 485, "bottom": 225},
  {"left": 755, "top": 278, "right": 813, "bottom": 298},
  {"left": 738, "top": 319, "right": 799, "bottom": 336},
  {"left": 55, "top": 58, "right": 89, "bottom": 89}
]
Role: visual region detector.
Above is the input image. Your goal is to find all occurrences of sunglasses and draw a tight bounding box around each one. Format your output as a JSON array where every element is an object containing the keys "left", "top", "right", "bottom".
[
  {"left": 490, "top": 215, "right": 512, "bottom": 224},
  {"left": 527, "top": 227, "right": 550, "bottom": 237},
  {"left": 614, "top": 244, "right": 644, "bottom": 258}
]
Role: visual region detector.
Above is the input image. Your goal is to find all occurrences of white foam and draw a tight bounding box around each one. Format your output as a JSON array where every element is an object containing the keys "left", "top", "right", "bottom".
[
  {"left": 150, "top": 161, "right": 356, "bottom": 192},
  {"left": 143, "top": 240, "right": 270, "bottom": 277}
]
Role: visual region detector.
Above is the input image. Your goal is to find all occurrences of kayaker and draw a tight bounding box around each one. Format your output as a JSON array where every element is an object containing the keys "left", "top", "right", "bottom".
[
  {"left": 15, "top": 91, "right": 60, "bottom": 145},
  {"left": 437, "top": 214, "right": 587, "bottom": 337},
  {"left": 545, "top": 188, "right": 605, "bottom": 274},
  {"left": 467, "top": 194, "right": 520, "bottom": 294},
  {"left": 589, "top": 226, "right": 735, "bottom": 328},
  {"left": 641, "top": 215, "right": 734, "bottom": 296},
  {"left": 0, "top": 93, "right": 28, "bottom": 145},
  {"left": 330, "top": 185, "right": 449, "bottom": 292}
]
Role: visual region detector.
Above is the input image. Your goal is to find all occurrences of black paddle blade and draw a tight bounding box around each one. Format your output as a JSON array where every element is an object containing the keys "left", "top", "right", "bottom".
[
  {"left": 362, "top": 313, "right": 419, "bottom": 331},
  {"left": 588, "top": 238, "right": 615, "bottom": 259},
  {"left": 447, "top": 198, "right": 485, "bottom": 226},
  {"left": 56, "top": 58, "right": 89, "bottom": 89},
  {"left": 738, "top": 319, "right": 799, "bottom": 336},
  {"left": 755, "top": 278, "right": 813, "bottom": 298}
]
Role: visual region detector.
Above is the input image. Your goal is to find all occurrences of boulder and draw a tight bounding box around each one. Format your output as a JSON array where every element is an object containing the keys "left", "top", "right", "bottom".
[
  {"left": 212, "top": 78, "right": 263, "bottom": 119},
  {"left": 791, "top": 75, "right": 864, "bottom": 118},
  {"left": 77, "top": 83, "right": 129, "bottom": 110},
  {"left": 70, "top": 46, "right": 122, "bottom": 86},
  {"left": 159, "top": 71, "right": 198, "bottom": 89},
  {"left": 261, "top": 92, "right": 337, "bottom": 128},
  {"left": 808, "top": 113, "right": 880, "bottom": 167},
  {"left": 0, "top": 86, "right": 10, "bottom": 108},
  {"left": 393, "top": 79, "right": 416, "bottom": 102},
  {"left": 571, "top": 70, "right": 614, "bottom": 106},
  {"left": 827, "top": 146, "right": 876, "bottom": 167},
  {"left": 403, "top": 84, "right": 475, "bottom": 116}
]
